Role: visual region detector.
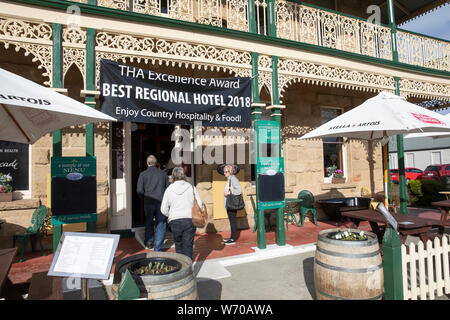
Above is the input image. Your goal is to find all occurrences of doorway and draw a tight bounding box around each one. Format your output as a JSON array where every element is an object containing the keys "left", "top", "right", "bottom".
[{"left": 131, "top": 123, "right": 175, "bottom": 227}]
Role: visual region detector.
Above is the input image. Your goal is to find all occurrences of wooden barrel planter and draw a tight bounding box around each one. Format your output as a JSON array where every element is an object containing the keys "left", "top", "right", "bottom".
[
  {"left": 112, "top": 251, "right": 198, "bottom": 300},
  {"left": 314, "top": 228, "right": 384, "bottom": 300}
]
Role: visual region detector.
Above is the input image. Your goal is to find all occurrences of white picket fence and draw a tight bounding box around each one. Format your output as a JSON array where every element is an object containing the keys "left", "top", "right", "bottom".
[{"left": 401, "top": 235, "right": 450, "bottom": 300}]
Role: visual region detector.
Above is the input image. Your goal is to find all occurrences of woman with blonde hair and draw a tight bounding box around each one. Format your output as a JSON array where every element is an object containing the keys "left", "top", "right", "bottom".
[
  {"left": 160, "top": 167, "right": 203, "bottom": 259},
  {"left": 223, "top": 164, "right": 242, "bottom": 245}
]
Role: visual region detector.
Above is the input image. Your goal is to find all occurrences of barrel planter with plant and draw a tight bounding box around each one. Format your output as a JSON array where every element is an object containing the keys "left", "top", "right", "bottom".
[
  {"left": 314, "top": 228, "right": 384, "bottom": 300},
  {"left": 112, "top": 251, "right": 198, "bottom": 300}
]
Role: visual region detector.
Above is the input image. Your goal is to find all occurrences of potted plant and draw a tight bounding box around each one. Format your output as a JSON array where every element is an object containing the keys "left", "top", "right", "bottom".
[
  {"left": 331, "top": 169, "right": 345, "bottom": 184},
  {"left": 0, "top": 173, "right": 13, "bottom": 202}
]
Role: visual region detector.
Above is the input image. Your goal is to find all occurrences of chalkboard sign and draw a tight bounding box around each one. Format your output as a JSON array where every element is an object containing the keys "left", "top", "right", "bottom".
[
  {"left": 256, "top": 157, "right": 285, "bottom": 210},
  {"left": 51, "top": 157, "right": 97, "bottom": 225},
  {"left": 0, "top": 140, "right": 29, "bottom": 190}
]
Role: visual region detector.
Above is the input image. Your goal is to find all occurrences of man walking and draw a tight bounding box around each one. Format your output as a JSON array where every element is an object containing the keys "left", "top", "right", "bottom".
[{"left": 137, "top": 155, "right": 170, "bottom": 251}]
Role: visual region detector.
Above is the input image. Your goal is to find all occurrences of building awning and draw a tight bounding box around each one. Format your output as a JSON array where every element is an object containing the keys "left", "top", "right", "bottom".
[{"left": 372, "top": 0, "right": 449, "bottom": 25}]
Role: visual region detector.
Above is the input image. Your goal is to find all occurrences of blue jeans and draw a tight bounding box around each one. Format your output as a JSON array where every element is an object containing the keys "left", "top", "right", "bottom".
[
  {"left": 170, "top": 218, "right": 196, "bottom": 260},
  {"left": 144, "top": 199, "right": 167, "bottom": 251}
]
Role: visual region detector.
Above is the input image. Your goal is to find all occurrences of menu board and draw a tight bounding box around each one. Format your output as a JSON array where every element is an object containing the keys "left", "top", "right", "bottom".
[
  {"left": 0, "top": 140, "right": 29, "bottom": 190},
  {"left": 48, "top": 232, "right": 120, "bottom": 280}
]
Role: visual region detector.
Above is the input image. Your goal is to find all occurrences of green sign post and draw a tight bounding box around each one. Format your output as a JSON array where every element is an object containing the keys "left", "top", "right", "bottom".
[
  {"left": 255, "top": 120, "right": 286, "bottom": 248},
  {"left": 51, "top": 156, "right": 98, "bottom": 250}
]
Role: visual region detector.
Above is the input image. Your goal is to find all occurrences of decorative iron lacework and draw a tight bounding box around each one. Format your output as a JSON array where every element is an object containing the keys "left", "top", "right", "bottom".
[
  {"left": 400, "top": 79, "right": 450, "bottom": 101},
  {"left": 62, "top": 27, "right": 86, "bottom": 84},
  {"left": 0, "top": 17, "right": 53, "bottom": 86},
  {"left": 277, "top": 58, "right": 396, "bottom": 102},
  {"left": 95, "top": 31, "right": 252, "bottom": 88}
]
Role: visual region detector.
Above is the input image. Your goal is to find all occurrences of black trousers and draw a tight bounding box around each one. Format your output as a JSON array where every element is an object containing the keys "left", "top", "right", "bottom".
[
  {"left": 170, "top": 218, "right": 196, "bottom": 260},
  {"left": 226, "top": 209, "right": 237, "bottom": 240}
]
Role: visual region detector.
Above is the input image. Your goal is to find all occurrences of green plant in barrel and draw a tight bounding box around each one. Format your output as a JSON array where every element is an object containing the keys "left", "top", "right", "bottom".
[
  {"left": 329, "top": 229, "right": 368, "bottom": 241},
  {"left": 134, "top": 261, "right": 176, "bottom": 275}
]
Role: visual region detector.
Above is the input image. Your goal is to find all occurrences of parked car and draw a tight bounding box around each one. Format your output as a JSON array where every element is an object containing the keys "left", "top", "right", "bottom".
[
  {"left": 389, "top": 167, "right": 423, "bottom": 183},
  {"left": 420, "top": 164, "right": 450, "bottom": 181}
]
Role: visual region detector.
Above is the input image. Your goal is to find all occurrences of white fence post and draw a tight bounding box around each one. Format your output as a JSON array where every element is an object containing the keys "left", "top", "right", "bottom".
[{"left": 401, "top": 235, "right": 449, "bottom": 300}]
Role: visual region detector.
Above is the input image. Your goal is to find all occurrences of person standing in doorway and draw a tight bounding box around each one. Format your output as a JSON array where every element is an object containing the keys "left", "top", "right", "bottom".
[
  {"left": 137, "top": 155, "right": 170, "bottom": 251},
  {"left": 223, "top": 164, "right": 242, "bottom": 245},
  {"left": 160, "top": 167, "right": 202, "bottom": 260}
]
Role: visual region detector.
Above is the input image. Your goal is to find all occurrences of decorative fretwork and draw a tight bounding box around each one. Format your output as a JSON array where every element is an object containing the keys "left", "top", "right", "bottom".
[
  {"left": 0, "top": 17, "right": 53, "bottom": 86},
  {"left": 258, "top": 55, "right": 272, "bottom": 98},
  {"left": 197, "top": 0, "right": 223, "bottom": 27},
  {"left": 169, "top": 0, "right": 194, "bottom": 22},
  {"left": 397, "top": 31, "right": 449, "bottom": 72},
  {"left": 133, "top": 0, "right": 161, "bottom": 15},
  {"left": 277, "top": 58, "right": 396, "bottom": 101},
  {"left": 95, "top": 31, "right": 252, "bottom": 88},
  {"left": 98, "top": 0, "right": 128, "bottom": 11},
  {"left": 0, "top": 18, "right": 52, "bottom": 40},
  {"left": 226, "top": 0, "right": 249, "bottom": 31},
  {"left": 62, "top": 27, "right": 86, "bottom": 83},
  {"left": 275, "top": 1, "right": 392, "bottom": 61},
  {"left": 399, "top": 79, "right": 450, "bottom": 101}
]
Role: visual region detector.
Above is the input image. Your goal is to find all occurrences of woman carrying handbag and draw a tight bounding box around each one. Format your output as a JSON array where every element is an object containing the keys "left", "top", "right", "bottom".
[
  {"left": 160, "top": 167, "right": 204, "bottom": 259},
  {"left": 222, "top": 164, "right": 243, "bottom": 245}
]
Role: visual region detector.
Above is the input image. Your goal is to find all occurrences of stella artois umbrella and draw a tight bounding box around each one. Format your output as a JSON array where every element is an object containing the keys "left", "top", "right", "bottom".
[
  {"left": 299, "top": 91, "right": 450, "bottom": 207},
  {"left": 0, "top": 67, "right": 116, "bottom": 144},
  {"left": 404, "top": 113, "right": 450, "bottom": 139}
]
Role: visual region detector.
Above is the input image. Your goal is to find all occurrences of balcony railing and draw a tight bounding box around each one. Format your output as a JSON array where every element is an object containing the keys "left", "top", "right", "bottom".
[{"left": 69, "top": 0, "right": 449, "bottom": 72}]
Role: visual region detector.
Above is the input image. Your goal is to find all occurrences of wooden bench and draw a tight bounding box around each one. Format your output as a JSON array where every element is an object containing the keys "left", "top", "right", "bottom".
[{"left": 28, "top": 272, "right": 63, "bottom": 300}]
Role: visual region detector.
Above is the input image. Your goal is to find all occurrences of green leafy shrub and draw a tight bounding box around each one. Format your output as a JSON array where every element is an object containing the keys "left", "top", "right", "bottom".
[
  {"left": 407, "top": 179, "right": 422, "bottom": 206},
  {"left": 418, "top": 180, "right": 446, "bottom": 206}
]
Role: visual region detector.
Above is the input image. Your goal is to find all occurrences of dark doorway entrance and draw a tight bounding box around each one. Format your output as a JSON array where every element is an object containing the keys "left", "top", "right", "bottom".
[{"left": 131, "top": 123, "right": 175, "bottom": 228}]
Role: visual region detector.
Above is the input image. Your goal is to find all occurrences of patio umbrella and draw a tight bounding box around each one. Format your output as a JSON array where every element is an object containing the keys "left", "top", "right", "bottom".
[
  {"left": 299, "top": 91, "right": 450, "bottom": 206},
  {"left": 404, "top": 114, "right": 450, "bottom": 139},
  {"left": 0, "top": 67, "right": 116, "bottom": 144}
]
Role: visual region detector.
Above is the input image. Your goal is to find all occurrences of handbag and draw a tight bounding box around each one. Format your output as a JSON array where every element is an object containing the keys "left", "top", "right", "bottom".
[
  {"left": 191, "top": 186, "right": 208, "bottom": 228},
  {"left": 226, "top": 180, "right": 245, "bottom": 210}
]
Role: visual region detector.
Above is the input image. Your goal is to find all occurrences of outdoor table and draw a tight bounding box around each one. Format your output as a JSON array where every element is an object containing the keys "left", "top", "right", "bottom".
[
  {"left": 438, "top": 191, "right": 450, "bottom": 200},
  {"left": 340, "top": 209, "right": 440, "bottom": 244},
  {"left": 431, "top": 199, "right": 450, "bottom": 234},
  {"left": 0, "top": 247, "right": 21, "bottom": 299},
  {"left": 285, "top": 198, "right": 303, "bottom": 228}
]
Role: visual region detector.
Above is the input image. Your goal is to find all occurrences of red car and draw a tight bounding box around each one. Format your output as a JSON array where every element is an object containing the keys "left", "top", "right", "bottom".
[
  {"left": 420, "top": 164, "right": 450, "bottom": 181},
  {"left": 389, "top": 167, "right": 423, "bottom": 183}
]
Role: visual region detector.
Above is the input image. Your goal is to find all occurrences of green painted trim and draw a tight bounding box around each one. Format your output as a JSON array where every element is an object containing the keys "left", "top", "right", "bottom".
[
  {"left": 10, "top": 0, "right": 450, "bottom": 78},
  {"left": 86, "top": 28, "right": 96, "bottom": 91},
  {"left": 271, "top": 56, "right": 280, "bottom": 105},
  {"left": 248, "top": 0, "right": 257, "bottom": 34},
  {"left": 251, "top": 52, "right": 260, "bottom": 103},
  {"left": 267, "top": 0, "right": 276, "bottom": 38},
  {"left": 52, "top": 23, "right": 62, "bottom": 157}
]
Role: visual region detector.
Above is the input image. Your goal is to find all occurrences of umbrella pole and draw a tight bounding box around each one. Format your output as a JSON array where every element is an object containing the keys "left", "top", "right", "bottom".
[
  {"left": 383, "top": 144, "right": 389, "bottom": 208},
  {"left": 1, "top": 103, "right": 31, "bottom": 143}
]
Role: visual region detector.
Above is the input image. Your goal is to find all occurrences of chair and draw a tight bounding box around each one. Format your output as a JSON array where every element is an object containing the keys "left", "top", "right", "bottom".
[
  {"left": 13, "top": 205, "right": 47, "bottom": 262},
  {"left": 297, "top": 190, "right": 318, "bottom": 227},
  {"left": 250, "top": 195, "right": 272, "bottom": 232}
]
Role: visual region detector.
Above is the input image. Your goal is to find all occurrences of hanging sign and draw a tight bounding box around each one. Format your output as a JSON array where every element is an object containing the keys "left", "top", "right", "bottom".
[{"left": 99, "top": 59, "right": 252, "bottom": 128}]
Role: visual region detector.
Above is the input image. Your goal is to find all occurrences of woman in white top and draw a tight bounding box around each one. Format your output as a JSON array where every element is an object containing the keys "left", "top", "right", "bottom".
[{"left": 160, "top": 167, "right": 203, "bottom": 260}]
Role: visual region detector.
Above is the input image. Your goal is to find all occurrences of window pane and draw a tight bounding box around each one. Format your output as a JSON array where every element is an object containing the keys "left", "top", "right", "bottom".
[{"left": 322, "top": 108, "right": 343, "bottom": 177}]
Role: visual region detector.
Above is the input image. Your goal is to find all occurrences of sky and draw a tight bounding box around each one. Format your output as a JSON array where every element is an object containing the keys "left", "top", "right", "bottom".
[
  {"left": 399, "top": 3, "right": 450, "bottom": 115},
  {"left": 399, "top": 3, "right": 450, "bottom": 41}
]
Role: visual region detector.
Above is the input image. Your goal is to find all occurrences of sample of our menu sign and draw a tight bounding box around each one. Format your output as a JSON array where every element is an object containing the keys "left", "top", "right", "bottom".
[{"left": 0, "top": 140, "right": 29, "bottom": 190}]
